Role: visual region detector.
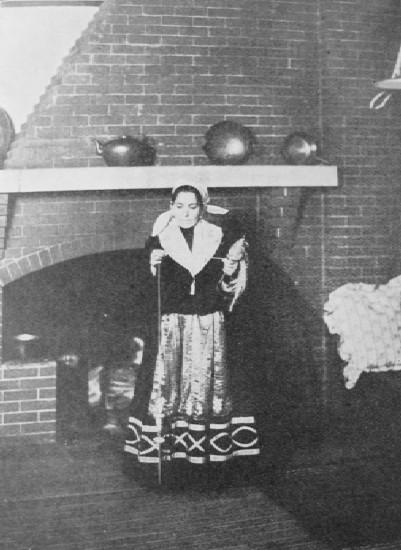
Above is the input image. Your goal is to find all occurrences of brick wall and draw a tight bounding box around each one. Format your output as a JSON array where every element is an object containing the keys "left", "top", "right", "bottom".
[
  {"left": 0, "top": 0, "right": 401, "bottom": 439},
  {"left": 319, "top": 1, "right": 401, "bottom": 290},
  {"left": 5, "top": 0, "right": 320, "bottom": 169},
  {"left": 317, "top": 1, "right": 401, "bottom": 403},
  {"left": 0, "top": 360, "right": 56, "bottom": 440},
  {"left": 3, "top": 0, "right": 324, "bottom": 302}
]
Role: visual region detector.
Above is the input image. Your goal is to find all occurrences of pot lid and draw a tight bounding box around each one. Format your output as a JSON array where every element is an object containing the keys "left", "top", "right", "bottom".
[{"left": 14, "top": 333, "right": 39, "bottom": 342}]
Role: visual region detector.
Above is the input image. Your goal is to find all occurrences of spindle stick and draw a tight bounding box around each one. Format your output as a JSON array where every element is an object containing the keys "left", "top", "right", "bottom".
[{"left": 156, "top": 265, "right": 163, "bottom": 486}]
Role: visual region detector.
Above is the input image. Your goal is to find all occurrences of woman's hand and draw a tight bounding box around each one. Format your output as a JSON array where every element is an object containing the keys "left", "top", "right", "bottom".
[
  {"left": 150, "top": 248, "right": 166, "bottom": 275},
  {"left": 222, "top": 257, "right": 238, "bottom": 277}
]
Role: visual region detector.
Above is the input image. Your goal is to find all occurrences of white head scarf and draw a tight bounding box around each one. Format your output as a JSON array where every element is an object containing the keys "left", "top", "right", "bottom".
[{"left": 152, "top": 181, "right": 228, "bottom": 236}]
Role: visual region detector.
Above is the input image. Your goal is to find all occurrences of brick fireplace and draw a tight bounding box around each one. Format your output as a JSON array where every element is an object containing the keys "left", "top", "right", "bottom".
[
  {"left": 0, "top": 0, "right": 341, "bottom": 442},
  {"left": 0, "top": 164, "right": 336, "bottom": 441},
  {"left": 3, "top": 0, "right": 397, "bottom": 442}
]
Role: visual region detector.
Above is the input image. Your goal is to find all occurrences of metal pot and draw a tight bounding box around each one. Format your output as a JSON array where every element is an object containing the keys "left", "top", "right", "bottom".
[
  {"left": 94, "top": 135, "right": 156, "bottom": 167},
  {"left": 0, "top": 107, "right": 15, "bottom": 166},
  {"left": 281, "top": 132, "right": 325, "bottom": 165},
  {"left": 14, "top": 333, "right": 39, "bottom": 361},
  {"left": 203, "top": 120, "right": 256, "bottom": 165}
]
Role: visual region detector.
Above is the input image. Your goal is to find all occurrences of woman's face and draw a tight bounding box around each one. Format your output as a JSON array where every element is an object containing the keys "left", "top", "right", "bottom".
[{"left": 171, "top": 191, "right": 202, "bottom": 228}]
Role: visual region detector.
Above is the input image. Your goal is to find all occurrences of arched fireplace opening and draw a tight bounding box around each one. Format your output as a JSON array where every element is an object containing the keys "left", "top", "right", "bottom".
[{"left": 3, "top": 249, "right": 156, "bottom": 442}]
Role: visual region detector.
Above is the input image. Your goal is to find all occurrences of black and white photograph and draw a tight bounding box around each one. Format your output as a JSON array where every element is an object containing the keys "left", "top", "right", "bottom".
[{"left": 1, "top": 1, "right": 401, "bottom": 549}]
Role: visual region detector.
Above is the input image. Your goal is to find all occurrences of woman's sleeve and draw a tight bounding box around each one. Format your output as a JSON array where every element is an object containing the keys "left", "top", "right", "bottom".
[{"left": 145, "top": 235, "right": 162, "bottom": 254}]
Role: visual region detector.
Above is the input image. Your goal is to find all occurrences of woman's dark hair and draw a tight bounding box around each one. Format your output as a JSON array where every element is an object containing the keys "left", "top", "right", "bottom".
[{"left": 171, "top": 185, "right": 203, "bottom": 206}]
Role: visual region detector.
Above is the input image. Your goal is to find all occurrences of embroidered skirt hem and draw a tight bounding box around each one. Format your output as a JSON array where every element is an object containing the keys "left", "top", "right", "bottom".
[{"left": 124, "top": 414, "right": 260, "bottom": 465}]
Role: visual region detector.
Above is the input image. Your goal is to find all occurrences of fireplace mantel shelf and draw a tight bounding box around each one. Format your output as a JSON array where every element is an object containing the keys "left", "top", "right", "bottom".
[{"left": 0, "top": 165, "right": 337, "bottom": 193}]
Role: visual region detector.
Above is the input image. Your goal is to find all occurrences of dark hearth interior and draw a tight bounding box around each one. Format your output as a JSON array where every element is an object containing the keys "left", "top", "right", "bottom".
[
  {"left": 3, "top": 249, "right": 152, "bottom": 362},
  {"left": 3, "top": 249, "right": 156, "bottom": 439}
]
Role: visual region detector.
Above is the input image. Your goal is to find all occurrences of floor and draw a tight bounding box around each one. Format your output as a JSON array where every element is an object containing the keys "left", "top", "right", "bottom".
[
  {"left": 1, "top": 434, "right": 401, "bottom": 550},
  {"left": 0, "top": 438, "right": 337, "bottom": 550},
  {"left": 2, "top": 376, "right": 401, "bottom": 550}
]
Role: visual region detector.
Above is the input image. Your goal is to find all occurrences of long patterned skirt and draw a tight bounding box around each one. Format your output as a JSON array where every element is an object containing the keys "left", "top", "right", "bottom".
[{"left": 124, "top": 311, "right": 260, "bottom": 465}]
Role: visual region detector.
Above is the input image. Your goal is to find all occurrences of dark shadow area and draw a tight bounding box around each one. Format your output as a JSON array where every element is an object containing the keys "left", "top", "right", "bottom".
[
  {"left": 263, "top": 371, "right": 401, "bottom": 549},
  {"left": 227, "top": 250, "right": 325, "bottom": 474},
  {"left": 3, "top": 249, "right": 153, "bottom": 361},
  {"left": 225, "top": 224, "right": 401, "bottom": 548}
]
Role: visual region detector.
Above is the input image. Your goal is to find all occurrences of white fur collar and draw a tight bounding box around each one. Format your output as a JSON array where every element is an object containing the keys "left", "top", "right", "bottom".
[{"left": 158, "top": 219, "right": 222, "bottom": 277}]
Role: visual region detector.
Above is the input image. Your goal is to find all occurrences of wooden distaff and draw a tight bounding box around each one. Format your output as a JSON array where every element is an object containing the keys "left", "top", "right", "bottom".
[{"left": 218, "top": 237, "right": 248, "bottom": 311}]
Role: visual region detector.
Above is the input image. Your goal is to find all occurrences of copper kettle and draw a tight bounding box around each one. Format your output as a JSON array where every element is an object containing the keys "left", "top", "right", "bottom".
[{"left": 94, "top": 135, "right": 156, "bottom": 167}]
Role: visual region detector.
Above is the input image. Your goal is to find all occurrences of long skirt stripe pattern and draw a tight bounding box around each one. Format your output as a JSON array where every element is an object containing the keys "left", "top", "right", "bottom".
[
  {"left": 124, "top": 311, "right": 260, "bottom": 465},
  {"left": 125, "top": 415, "right": 259, "bottom": 464}
]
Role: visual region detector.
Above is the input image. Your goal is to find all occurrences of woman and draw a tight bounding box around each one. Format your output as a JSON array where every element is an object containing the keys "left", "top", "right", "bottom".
[{"left": 124, "top": 182, "right": 260, "bottom": 482}]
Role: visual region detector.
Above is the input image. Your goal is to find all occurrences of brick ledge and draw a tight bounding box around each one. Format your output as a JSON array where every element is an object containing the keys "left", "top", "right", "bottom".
[{"left": 0, "top": 165, "right": 337, "bottom": 193}]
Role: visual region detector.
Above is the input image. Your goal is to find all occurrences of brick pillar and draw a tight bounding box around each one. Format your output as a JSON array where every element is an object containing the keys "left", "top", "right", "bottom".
[{"left": 0, "top": 360, "right": 56, "bottom": 441}]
